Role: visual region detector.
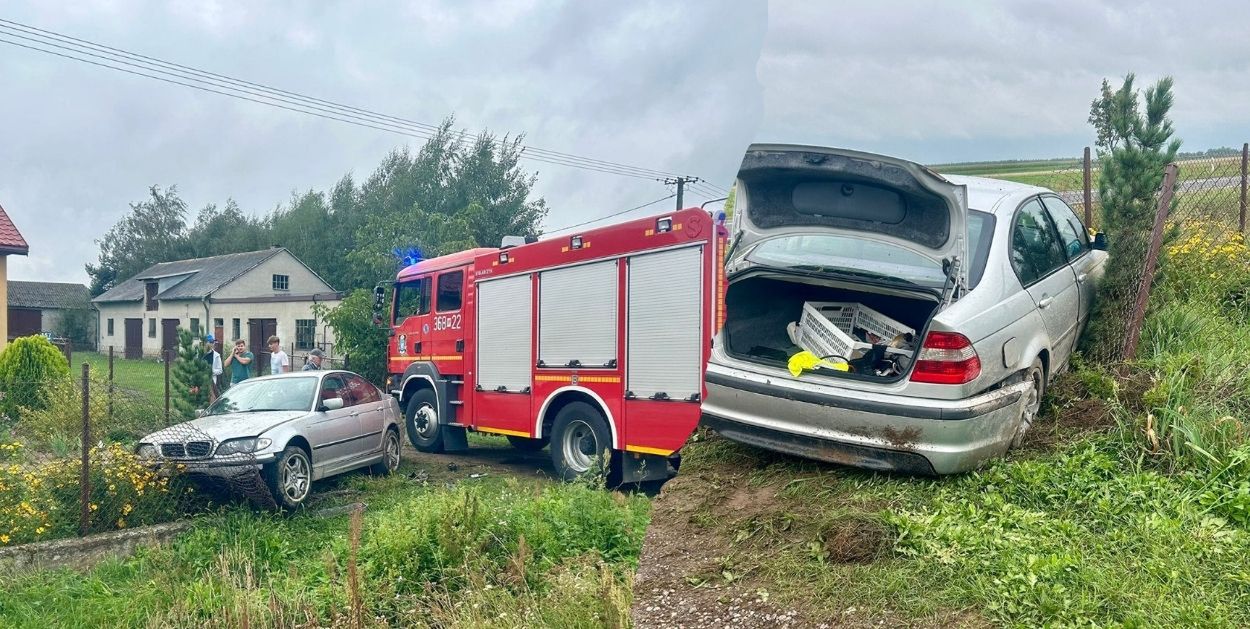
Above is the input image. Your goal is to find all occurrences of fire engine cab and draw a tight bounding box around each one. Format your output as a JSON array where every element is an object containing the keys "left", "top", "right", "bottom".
[{"left": 381, "top": 207, "right": 727, "bottom": 483}]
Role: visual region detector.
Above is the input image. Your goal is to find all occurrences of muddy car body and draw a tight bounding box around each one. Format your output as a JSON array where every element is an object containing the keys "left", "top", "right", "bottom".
[{"left": 702, "top": 144, "right": 1107, "bottom": 474}]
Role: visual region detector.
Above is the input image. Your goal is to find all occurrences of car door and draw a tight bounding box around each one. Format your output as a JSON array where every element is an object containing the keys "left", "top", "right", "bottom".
[
  {"left": 305, "top": 374, "right": 364, "bottom": 472},
  {"left": 1009, "top": 197, "right": 1082, "bottom": 367},
  {"left": 345, "top": 374, "right": 387, "bottom": 457},
  {"left": 1041, "top": 195, "right": 1102, "bottom": 333}
]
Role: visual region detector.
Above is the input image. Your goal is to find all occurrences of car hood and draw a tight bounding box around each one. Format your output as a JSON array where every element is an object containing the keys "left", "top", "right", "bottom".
[
  {"left": 730, "top": 144, "right": 969, "bottom": 287},
  {"left": 142, "top": 410, "right": 306, "bottom": 444}
]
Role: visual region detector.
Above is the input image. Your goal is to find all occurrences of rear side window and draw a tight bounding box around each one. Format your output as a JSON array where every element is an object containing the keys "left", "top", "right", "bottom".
[
  {"left": 1041, "top": 196, "right": 1090, "bottom": 260},
  {"left": 966, "top": 211, "right": 995, "bottom": 290},
  {"left": 436, "top": 271, "right": 464, "bottom": 312},
  {"left": 1010, "top": 199, "right": 1068, "bottom": 286}
]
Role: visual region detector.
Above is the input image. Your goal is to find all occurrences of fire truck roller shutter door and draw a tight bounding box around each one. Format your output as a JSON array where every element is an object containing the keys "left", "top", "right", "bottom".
[
  {"left": 627, "top": 245, "right": 704, "bottom": 401},
  {"left": 476, "top": 274, "right": 533, "bottom": 391},
  {"left": 539, "top": 260, "right": 618, "bottom": 368}
]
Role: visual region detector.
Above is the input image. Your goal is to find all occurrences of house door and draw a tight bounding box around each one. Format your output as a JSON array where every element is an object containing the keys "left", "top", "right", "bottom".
[
  {"left": 124, "top": 319, "right": 143, "bottom": 359},
  {"left": 248, "top": 318, "right": 277, "bottom": 376},
  {"left": 161, "top": 319, "right": 180, "bottom": 356},
  {"left": 213, "top": 324, "right": 224, "bottom": 354},
  {"left": 7, "top": 308, "right": 41, "bottom": 339}
]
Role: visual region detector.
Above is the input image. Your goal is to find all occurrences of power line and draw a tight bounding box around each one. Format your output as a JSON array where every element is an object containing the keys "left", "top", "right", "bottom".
[
  {"left": 0, "top": 18, "right": 723, "bottom": 187},
  {"left": 544, "top": 193, "right": 677, "bottom": 234}
]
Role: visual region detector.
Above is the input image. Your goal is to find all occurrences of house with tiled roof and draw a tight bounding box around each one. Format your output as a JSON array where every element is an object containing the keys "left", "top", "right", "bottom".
[
  {"left": 0, "top": 204, "right": 30, "bottom": 352},
  {"left": 93, "top": 248, "right": 341, "bottom": 368},
  {"left": 7, "top": 281, "right": 93, "bottom": 346}
]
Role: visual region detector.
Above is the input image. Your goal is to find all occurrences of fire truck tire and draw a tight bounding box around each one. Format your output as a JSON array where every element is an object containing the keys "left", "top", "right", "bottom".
[
  {"left": 506, "top": 435, "right": 549, "bottom": 451},
  {"left": 550, "top": 402, "right": 613, "bottom": 482},
  {"left": 405, "top": 389, "right": 445, "bottom": 453}
]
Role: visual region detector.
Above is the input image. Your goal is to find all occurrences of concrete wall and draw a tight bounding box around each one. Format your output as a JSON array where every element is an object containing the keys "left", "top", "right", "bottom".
[
  {"left": 96, "top": 297, "right": 340, "bottom": 360},
  {"left": 213, "top": 250, "right": 334, "bottom": 299}
]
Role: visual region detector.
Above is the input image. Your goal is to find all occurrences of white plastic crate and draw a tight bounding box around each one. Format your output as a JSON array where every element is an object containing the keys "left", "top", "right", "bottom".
[{"left": 795, "top": 301, "right": 915, "bottom": 360}]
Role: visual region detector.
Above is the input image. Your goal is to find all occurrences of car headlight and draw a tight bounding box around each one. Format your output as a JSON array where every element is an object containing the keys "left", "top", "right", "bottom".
[
  {"left": 136, "top": 443, "right": 159, "bottom": 459},
  {"left": 215, "top": 437, "right": 273, "bottom": 456}
]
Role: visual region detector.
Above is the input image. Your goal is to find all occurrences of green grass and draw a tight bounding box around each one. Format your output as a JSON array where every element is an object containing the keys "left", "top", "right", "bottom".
[
  {"left": 75, "top": 352, "right": 166, "bottom": 403},
  {"left": 0, "top": 467, "right": 649, "bottom": 628}
]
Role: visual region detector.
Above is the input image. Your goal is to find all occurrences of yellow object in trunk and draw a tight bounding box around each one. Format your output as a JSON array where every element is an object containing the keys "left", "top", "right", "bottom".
[{"left": 787, "top": 350, "right": 849, "bottom": 377}]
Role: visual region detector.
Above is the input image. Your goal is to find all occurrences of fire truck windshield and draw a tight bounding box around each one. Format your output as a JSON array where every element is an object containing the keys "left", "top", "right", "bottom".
[{"left": 393, "top": 277, "right": 431, "bottom": 325}]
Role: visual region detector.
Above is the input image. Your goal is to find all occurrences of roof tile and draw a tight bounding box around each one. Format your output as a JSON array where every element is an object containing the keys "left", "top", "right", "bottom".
[{"left": 0, "top": 204, "right": 29, "bottom": 255}]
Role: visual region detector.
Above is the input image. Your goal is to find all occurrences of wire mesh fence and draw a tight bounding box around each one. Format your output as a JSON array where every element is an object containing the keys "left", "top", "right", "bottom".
[{"left": 0, "top": 349, "right": 281, "bottom": 548}]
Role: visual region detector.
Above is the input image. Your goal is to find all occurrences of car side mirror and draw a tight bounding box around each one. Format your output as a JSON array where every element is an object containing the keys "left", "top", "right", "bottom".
[
  {"left": 1091, "top": 232, "right": 1108, "bottom": 251},
  {"left": 320, "top": 397, "right": 345, "bottom": 411}
]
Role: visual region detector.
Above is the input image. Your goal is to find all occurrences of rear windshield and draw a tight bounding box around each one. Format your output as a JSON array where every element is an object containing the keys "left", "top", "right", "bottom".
[{"left": 741, "top": 210, "right": 994, "bottom": 290}]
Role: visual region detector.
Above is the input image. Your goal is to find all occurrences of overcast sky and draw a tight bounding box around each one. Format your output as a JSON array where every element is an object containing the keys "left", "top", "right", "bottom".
[{"left": 2, "top": 1, "right": 1248, "bottom": 284}]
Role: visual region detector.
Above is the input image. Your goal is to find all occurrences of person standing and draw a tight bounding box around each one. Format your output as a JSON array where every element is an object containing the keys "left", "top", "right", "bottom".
[
  {"left": 202, "top": 334, "right": 224, "bottom": 401},
  {"left": 268, "top": 335, "right": 290, "bottom": 375},
  {"left": 223, "top": 339, "right": 254, "bottom": 387},
  {"left": 302, "top": 348, "right": 326, "bottom": 371}
]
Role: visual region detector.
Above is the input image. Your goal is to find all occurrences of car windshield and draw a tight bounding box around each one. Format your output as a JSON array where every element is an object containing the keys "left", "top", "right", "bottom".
[
  {"left": 741, "top": 210, "right": 994, "bottom": 290},
  {"left": 205, "top": 377, "right": 318, "bottom": 415}
]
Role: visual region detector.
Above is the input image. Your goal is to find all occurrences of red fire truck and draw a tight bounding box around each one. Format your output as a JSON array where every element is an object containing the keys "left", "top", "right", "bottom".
[{"left": 379, "top": 207, "right": 727, "bottom": 483}]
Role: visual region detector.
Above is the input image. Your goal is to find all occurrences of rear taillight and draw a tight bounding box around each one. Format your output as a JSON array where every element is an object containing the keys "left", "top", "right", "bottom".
[{"left": 909, "top": 332, "right": 981, "bottom": 385}]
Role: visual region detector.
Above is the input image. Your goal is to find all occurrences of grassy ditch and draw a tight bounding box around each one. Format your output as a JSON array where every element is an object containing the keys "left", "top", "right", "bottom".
[
  {"left": 639, "top": 220, "right": 1250, "bottom": 627},
  {"left": 0, "top": 465, "right": 649, "bottom": 628}
]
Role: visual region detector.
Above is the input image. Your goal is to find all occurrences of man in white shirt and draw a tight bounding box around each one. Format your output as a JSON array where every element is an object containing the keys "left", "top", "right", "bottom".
[{"left": 267, "top": 335, "right": 291, "bottom": 375}]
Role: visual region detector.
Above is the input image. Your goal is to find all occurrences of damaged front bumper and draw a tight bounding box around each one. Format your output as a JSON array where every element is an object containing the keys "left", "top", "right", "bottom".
[{"left": 702, "top": 361, "right": 1030, "bottom": 475}]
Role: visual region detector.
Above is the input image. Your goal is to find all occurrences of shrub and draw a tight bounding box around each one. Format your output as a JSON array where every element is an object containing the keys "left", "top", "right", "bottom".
[
  {"left": 316, "top": 289, "right": 388, "bottom": 385},
  {"left": 0, "top": 336, "right": 70, "bottom": 420},
  {"left": 171, "top": 328, "right": 210, "bottom": 420},
  {"left": 0, "top": 443, "right": 188, "bottom": 544}
]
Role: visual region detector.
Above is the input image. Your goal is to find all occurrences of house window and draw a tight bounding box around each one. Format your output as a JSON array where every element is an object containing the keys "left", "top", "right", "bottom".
[
  {"left": 190, "top": 318, "right": 200, "bottom": 336},
  {"left": 107, "top": 319, "right": 114, "bottom": 336},
  {"left": 145, "top": 282, "right": 158, "bottom": 311},
  {"left": 272, "top": 274, "right": 290, "bottom": 291},
  {"left": 148, "top": 319, "right": 157, "bottom": 338},
  {"left": 232, "top": 318, "right": 241, "bottom": 342},
  {"left": 296, "top": 319, "right": 316, "bottom": 350}
]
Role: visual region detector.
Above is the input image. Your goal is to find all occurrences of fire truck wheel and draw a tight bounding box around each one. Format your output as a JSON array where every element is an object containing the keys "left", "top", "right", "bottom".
[
  {"left": 550, "top": 402, "right": 613, "bottom": 482},
  {"left": 405, "top": 389, "right": 445, "bottom": 453},
  {"left": 506, "top": 435, "right": 549, "bottom": 451}
]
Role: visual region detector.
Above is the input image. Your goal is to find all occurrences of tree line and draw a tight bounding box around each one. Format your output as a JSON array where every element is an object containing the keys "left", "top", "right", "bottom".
[{"left": 86, "top": 117, "right": 548, "bottom": 296}]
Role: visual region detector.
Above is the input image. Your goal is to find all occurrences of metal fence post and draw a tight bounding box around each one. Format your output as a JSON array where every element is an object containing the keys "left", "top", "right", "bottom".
[
  {"left": 1123, "top": 163, "right": 1179, "bottom": 360},
  {"left": 1083, "top": 146, "right": 1093, "bottom": 228},
  {"left": 79, "top": 362, "right": 90, "bottom": 536},
  {"left": 164, "top": 349, "right": 171, "bottom": 422},
  {"left": 1240, "top": 142, "right": 1247, "bottom": 233},
  {"left": 107, "top": 346, "right": 114, "bottom": 423}
]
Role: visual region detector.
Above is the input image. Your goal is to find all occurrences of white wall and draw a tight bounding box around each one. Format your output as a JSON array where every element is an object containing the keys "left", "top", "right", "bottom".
[
  {"left": 95, "top": 298, "right": 340, "bottom": 360},
  {"left": 212, "top": 250, "right": 335, "bottom": 298}
]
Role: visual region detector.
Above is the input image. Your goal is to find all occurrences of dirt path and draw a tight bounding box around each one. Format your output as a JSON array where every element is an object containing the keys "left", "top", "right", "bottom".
[{"left": 631, "top": 472, "right": 824, "bottom": 628}]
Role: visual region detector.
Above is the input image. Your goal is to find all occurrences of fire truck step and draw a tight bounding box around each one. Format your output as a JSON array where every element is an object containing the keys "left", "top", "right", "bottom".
[
  {"left": 449, "top": 400, "right": 464, "bottom": 406},
  {"left": 448, "top": 379, "right": 464, "bottom": 385}
]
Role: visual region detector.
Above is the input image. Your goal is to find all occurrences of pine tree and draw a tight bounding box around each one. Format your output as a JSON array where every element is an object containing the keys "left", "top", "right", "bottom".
[
  {"left": 1083, "top": 73, "right": 1181, "bottom": 361},
  {"left": 172, "top": 328, "right": 211, "bottom": 419}
]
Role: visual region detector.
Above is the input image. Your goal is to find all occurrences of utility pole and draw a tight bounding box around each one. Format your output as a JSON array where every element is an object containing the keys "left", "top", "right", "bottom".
[{"left": 661, "top": 176, "right": 702, "bottom": 211}]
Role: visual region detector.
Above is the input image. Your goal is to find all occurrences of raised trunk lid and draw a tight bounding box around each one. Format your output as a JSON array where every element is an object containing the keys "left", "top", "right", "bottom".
[{"left": 731, "top": 144, "right": 969, "bottom": 290}]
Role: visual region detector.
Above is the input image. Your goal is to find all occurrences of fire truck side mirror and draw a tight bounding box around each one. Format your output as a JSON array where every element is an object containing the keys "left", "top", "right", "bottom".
[{"left": 371, "top": 285, "right": 386, "bottom": 327}]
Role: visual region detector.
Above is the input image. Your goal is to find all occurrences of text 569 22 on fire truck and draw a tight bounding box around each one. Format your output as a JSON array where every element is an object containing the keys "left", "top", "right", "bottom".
[{"left": 377, "top": 207, "right": 728, "bottom": 484}]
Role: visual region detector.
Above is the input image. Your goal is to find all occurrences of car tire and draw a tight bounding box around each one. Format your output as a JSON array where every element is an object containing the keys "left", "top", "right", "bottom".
[
  {"left": 405, "top": 388, "right": 445, "bottom": 453},
  {"left": 506, "top": 435, "right": 549, "bottom": 451},
  {"left": 371, "top": 427, "right": 402, "bottom": 476},
  {"left": 1010, "top": 358, "right": 1046, "bottom": 449},
  {"left": 263, "top": 445, "right": 313, "bottom": 511},
  {"left": 550, "top": 402, "right": 613, "bottom": 482}
]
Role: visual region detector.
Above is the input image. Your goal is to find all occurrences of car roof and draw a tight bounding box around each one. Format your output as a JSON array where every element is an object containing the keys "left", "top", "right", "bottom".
[{"left": 943, "top": 175, "right": 1052, "bottom": 216}]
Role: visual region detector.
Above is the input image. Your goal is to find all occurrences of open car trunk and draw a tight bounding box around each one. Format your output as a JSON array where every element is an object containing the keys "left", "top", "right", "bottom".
[{"left": 723, "top": 271, "right": 941, "bottom": 383}]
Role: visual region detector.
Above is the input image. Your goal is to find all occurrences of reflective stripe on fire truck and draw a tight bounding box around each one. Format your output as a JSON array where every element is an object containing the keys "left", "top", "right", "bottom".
[
  {"left": 475, "top": 426, "right": 531, "bottom": 438},
  {"left": 391, "top": 355, "right": 463, "bottom": 362},
  {"left": 624, "top": 445, "right": 674, "bottom": 456},
  {"left": 534, "top": 374, "right": 622, "bottom": 384}
]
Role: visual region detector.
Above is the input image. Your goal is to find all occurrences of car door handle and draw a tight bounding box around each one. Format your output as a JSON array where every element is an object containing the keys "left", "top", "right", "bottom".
[
  {"left": 1076, "top": 272, "right": 1088, "bottom": 283},
  {"left": 1037, "top": 295, "right": 1053, "bottom": 309}
]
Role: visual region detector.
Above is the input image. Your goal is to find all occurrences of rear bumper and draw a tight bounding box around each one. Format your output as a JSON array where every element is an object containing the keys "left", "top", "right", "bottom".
[{"left": 702, "top": 362, "right": 1029, "bottom": 475}]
